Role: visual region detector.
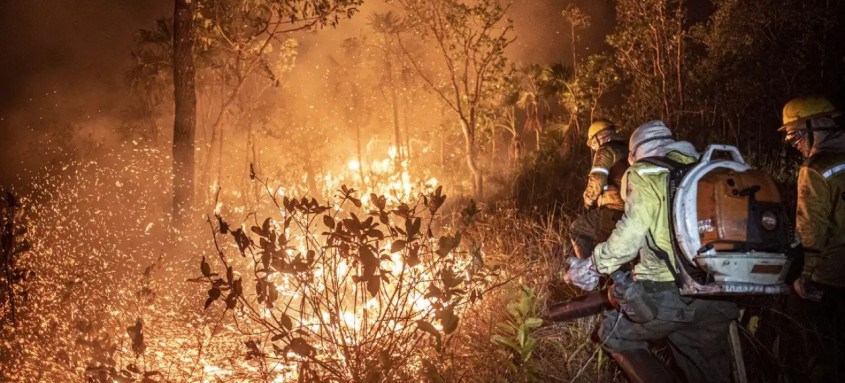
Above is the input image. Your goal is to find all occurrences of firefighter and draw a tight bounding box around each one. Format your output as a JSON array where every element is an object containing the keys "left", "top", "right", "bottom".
[
  {"left": 565, "top": 120, "right": 738, "bottom": 383},
  {"left": 780, "top": 95, "right": 845, "bottom": 381},
  {"left": 567, "top": 119, "right": 628, "bottom": 261}
]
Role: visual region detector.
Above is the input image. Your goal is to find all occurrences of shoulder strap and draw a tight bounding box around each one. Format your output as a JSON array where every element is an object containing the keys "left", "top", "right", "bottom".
[
  {"left": 646, "top": 231, "right": 682, "bottom": 288},
  {"left": 637, "top": 154, "right": 706, "bottom": 287},
  {"left": 637, "top": 155, "right": 685, "bottom": 170}
]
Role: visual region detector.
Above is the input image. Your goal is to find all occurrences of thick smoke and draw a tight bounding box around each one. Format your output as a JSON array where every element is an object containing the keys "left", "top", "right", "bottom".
[
  {"left": 507, "top": 0, "right": 613, "bottom": 64},
  {"left": 0, "top": 0, "right": 171, "bottom": 186},
  {"left": 0, "top": 1, "right": 611, "bottom": 380},
  {"left": 0, "top": 0, "right": 614, "bottom": 193}
]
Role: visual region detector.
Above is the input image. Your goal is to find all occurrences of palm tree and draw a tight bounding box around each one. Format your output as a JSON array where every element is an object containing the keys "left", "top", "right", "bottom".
[
  {"left": 516, "top": 64, "right": 553, "bottom": 152},
  {"left": 493, "top": 79, "right": 523, "bottom": 166}
]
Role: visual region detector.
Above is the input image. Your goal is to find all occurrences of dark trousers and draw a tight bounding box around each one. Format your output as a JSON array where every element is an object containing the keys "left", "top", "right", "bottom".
[
  {"left": 569, "top": 207, "right": 623, "bottom": 259},
  {"left": 798, "top": 285, "right": 845, "bottom": 382},
  {"left": 600, "top": 286, "right": 739, "bottom": 383}
]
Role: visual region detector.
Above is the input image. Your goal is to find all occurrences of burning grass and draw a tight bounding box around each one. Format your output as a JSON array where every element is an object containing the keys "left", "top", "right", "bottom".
[
  {"left": 194, "top": 180, "right": 499, "bottom": 381},
  {"left": 0, "top": 140, "right": 628, "bottom": 382}
]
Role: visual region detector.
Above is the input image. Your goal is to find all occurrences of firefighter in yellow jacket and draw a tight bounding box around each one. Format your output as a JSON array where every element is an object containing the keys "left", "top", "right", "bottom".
[
  {"left": 568, "top": 119, "right": 628, "bottom": 260},
  {"left": 780, "top": 95, "right": 845, "bottom": 381},
  {"left": 565, "top": 121, "right": 738, "bottom": 383}
]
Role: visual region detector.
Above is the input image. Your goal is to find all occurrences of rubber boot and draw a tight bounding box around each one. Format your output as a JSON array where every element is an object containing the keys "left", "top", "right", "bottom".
[{"left": 610, "top": 349, "right": 674, "bottom": 383}]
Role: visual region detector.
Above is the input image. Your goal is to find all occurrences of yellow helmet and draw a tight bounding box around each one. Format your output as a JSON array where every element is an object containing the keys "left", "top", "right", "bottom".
[
  {"left": 779, "top": 96, "right": 841, "bottom": 132},
  {"left": 586, "top": 119, "right": 615, "bottom": 146}
]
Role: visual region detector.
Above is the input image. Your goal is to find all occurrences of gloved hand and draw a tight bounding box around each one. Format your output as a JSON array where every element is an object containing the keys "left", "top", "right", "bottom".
[
  {"left": 563, "top": 256, "right": 600, "bottom": 291},
  {"left": 793, "top": 276, "right": 823, "bottom": 302},
  {"left": 582, "top": 191, "right": 597, "bottom": 210}
]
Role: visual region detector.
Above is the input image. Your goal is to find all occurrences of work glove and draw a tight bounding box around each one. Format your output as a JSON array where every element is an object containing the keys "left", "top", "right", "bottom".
[
  {"left": 793, "top": 276, "right": 823, "bottom": 302},
  {"left": 563, "top": 256, "right": 600, "bottom": 291}
]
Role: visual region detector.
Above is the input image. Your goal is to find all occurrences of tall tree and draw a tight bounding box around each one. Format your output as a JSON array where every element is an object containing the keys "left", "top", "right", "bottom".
[
  {"left": 172, "top": 0, "right": 197, "bottom": 222},
  {"left": 492, "top": 72, "right": 523, "bottom": 166},
  {"left": 559, "top": 4, "right": 590, "bottom": 139},
  {"left": 193, "top": 0, "right": 363, "bottom": 200},
  {"left": 561, "top": 4, "right": 590, "bottom": 83},
  {"left": 693, "top": 0, "right": 845, "bottom": 168},
  {"left": 124, "top": 19, "right": 173, "bottom": 146},
  {"left": 130, "top": 0, "right": 365, "bottom": 210},
  {"left": 330, "top": 36, "right": 375, "bottom": 186},
  {"left": 608, "top": 0, "right": 689, "bottom": 126},
  {"left": 396, "top": 0, "right": 513, "bottom": 198},
  {"left": 370, "top": 11, "right": 407, "bottom": 166}
]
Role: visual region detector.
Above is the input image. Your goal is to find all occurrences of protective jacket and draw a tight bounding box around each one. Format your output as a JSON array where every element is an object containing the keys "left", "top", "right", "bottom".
[
  {"left": 593, "top": 151, "right": 697, "bottom": 282},
  {"left": 797, "top": 137, "right": 845, "bottom": 287},
  {"left": 585, "top": 140, "right": 628, "bottom": 211}
]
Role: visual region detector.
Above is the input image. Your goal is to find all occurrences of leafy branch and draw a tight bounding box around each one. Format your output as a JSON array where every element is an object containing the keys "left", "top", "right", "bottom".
[{"left": 198, "top": 177, "right": 494, "bottom": 381}]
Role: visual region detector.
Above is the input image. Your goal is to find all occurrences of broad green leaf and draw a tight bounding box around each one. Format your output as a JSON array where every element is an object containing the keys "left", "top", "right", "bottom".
[
  {"left": 496, "top": 321, "right": 516, "bottom": 334},
  {"left": 518, "top": 324, "right": 527, "bottom": 347},
  {"left": 506, "top": 302, "right": 522, "bottom": 319},
  {"left": 522, "top": 337, "right": 537, "bottom": 361},
  {"left": 524, "top": 317, "right": 543, "bottom": 329},
  {"left": 492, "top": 335, "right": 520, "bottom": 352}
]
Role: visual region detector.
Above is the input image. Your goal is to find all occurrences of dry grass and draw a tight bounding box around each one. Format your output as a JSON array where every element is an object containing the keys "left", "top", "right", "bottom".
[
  {"left": 454, "top": 200, "right": 825, "bottom": 383},
  {"left": 444, "top": 202, "right": 620, "bottom": 383},
  {"left": 0, "top": 142, "right": 821, "bottom": 382}
]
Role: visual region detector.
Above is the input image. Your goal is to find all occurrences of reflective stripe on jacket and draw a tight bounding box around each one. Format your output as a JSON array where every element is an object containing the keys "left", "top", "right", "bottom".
[
  {"left": 593, "top": 151, "right": 697, "bottom": 282},
  {"left": 585, "top": 140, "right": 628, "bottom": 210},
  {"left": 797, "top": 150, "right": 845, "bottom": 287}
]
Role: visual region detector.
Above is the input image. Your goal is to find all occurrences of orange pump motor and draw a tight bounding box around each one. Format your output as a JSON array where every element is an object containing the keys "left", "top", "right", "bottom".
[{"left": 696, "top": 168, "right": 790, "bottom": 253}]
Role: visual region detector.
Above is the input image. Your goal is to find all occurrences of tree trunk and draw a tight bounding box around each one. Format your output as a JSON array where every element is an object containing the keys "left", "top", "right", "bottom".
[
  {"left": 198, "top": 92, "right": 214, "bottom": 204},
  {"left": 355, "top": 121, "right": 365, "bottom": 186},
  {"left": 440, "top": 107, "right": 446, "bottom": 170},
  {"left": 387, "top": 62, "right": 403, "bottom": 168},
  {"left": 460, "top": 119, "right": 482, "bottom": 199},
  {"left": 216, "top": 123, "right": 224, "bottom": 191},
  {"left": 402, "top": 93, "right": 412, "bottom": 165},
  {"left": 248, "top": 122, "right": 260, "bottom": 209},
  {"left": 172, "top": 0, "right": 197, "bottom": 223},
  {"left": 570, "top": 22, "right": 578, "bottom": 78},
  {"left": 347, "top": 83, "right": 366, "bottom": 187},
  {"left": 391, "top": 86, "right": 402, "bottom": 164},
  {"left": 440, "top": 132, "right": 445, "bottom": 170},
  {"left": 675, "top": 0, "right": 685, "bottom": 121},
  {"left": 490, "top": 126, "right": 496, "bottom": 164},
  {"left": 560, "top": 120, "right": 576, "bottom": 160},
  {"left": 145, "top": 94, "right": 159, "bottom": 146}
]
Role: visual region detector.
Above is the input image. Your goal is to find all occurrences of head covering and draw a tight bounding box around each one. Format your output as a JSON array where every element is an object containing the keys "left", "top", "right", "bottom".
[
  {"left": 587, "top": 119, "right": 615, "bottom": 146},
  {"left": 628, "top": 120, "right": 699, "bottom": 163},
  {"left": 808, "top": 117, "right": 845, "bottom": 156},
  {"left": 780, "top": 96, "right": 842, "bottom": 132},
  {"left": 594, "top": 129, "right": 625, "bottom": 147}
]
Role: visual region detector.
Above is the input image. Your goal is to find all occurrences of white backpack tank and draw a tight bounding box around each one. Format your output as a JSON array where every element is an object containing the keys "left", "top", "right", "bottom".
[{"left": 643, "top": 145, "right": 793, "bottom": 295}]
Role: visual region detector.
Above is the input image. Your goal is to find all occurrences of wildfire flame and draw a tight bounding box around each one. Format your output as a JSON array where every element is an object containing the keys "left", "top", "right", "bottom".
[{"left": 3, "top": 138, "right": 486, "bottom": 382}]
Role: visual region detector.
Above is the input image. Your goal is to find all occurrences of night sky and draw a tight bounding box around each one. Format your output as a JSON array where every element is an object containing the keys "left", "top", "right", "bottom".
[
  {"left": 0, "top": 0, "right": 171, "bottom": 118},
  {"left": 0, "top": 0, "right": 612, "bottom": 185}
]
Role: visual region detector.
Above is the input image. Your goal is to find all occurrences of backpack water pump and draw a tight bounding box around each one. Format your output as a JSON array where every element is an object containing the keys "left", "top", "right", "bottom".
[{"left": 649, "top": 145, "right": 793, "bottom": 295}]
